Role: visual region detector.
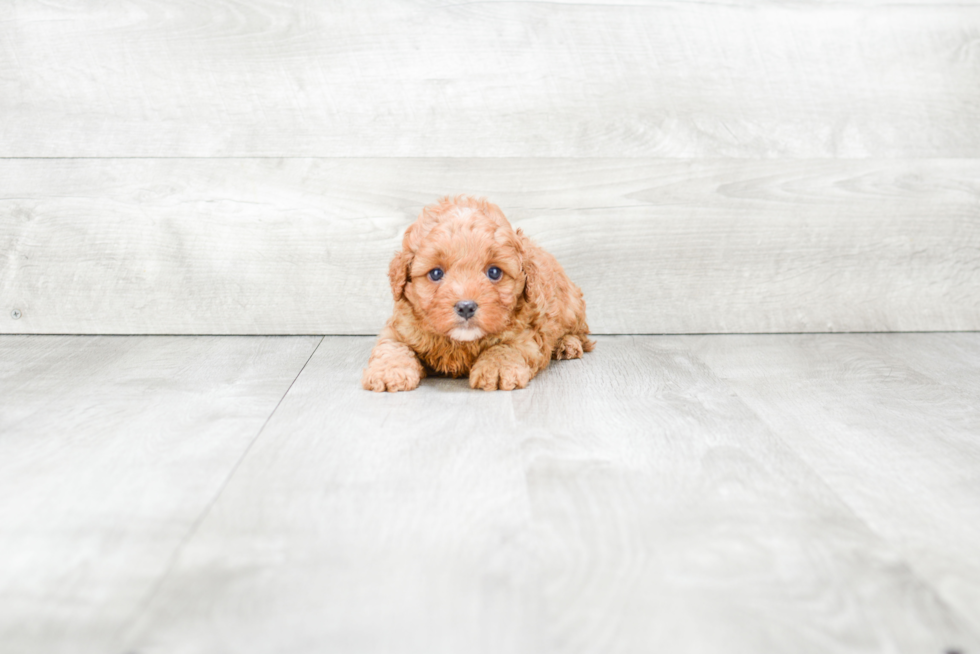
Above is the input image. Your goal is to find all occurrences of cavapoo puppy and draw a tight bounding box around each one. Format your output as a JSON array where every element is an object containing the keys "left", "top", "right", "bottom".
[{"left": 363, "top": 196, "right": 593, "bottom": 392}]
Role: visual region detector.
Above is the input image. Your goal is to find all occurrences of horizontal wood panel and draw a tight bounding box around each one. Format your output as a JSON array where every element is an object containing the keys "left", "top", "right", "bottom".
[
  {"left": 2, "top": 158, "right": 978, "bottom": 334},
  {"left": 2, "top": 1, "right": 979, "bottom": 157}
]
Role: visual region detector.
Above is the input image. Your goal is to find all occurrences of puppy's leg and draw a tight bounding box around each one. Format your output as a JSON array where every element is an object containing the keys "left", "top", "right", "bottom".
[
  {"left": 553, "top": 333, "right": 597, "bottom": 360},
  {"left": 553, "top": 334, "right": 584, "bottom": 360},
  {"left": 470, "top": 337, "right": 546, "bottom": 391},
  {"left": 362, "top": 332, "right": 425, "bottom": 393}
]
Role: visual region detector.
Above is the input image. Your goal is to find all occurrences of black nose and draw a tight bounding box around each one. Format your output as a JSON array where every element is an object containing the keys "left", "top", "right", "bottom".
[{"left": 454, "top": 300, "right": 478, "bottom": 320}]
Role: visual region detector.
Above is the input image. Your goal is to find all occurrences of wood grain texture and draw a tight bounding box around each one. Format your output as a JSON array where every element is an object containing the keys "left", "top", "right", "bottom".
[
  {"left": 688, "top": 332, "right": 980, "bottom": 636},
  {"left": 3, "top": 158, "right": 978, "bottom": 335},
  {"left": 0, "top": 335, "right": 320, "bottom": 654},
  {"left": 118, "top": 336, "right": 980, "bottom": 654},
  {"left": 516, "top": 336, "right": 979, "bottom": 653},
  {"left": 2, "top": 1, "right": 980, "bottom": 157},
  {"left": 120, "top": 337, "right": 539, "bottom": 654}
]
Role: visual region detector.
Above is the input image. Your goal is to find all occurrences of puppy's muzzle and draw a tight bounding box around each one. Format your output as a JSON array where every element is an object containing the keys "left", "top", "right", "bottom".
[{"left": 454, "top": 300, "right": 478, "bottom": 320}]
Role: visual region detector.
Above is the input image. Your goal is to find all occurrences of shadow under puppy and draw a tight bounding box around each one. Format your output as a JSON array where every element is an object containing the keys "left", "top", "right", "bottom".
[{"left": 363, "top": 196, "right": 594, "bottom": 392}]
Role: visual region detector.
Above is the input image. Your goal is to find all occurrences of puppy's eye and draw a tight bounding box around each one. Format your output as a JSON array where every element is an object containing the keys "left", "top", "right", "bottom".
[
  {"left": 427, "top": 268, "right": 444, "bottom": 282},
  {"left": 486, "top": 266, "right": 503, "bottom": 281}
]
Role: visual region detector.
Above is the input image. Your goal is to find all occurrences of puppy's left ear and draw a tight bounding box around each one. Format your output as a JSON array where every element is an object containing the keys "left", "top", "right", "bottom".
[
  {"left": 516, "top": 228, "right": 547, "bottom": 310},
  {"left": 388, "top": 247, "right": 414, "bottom": 301}
]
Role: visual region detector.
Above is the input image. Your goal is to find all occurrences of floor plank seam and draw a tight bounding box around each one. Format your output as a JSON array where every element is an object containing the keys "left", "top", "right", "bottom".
[{"left": 110, "top": 335, "right": 325, "bottom": 647}]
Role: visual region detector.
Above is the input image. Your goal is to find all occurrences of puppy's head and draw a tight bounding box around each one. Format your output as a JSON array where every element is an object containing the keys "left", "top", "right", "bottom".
[{"left": 389, "top": 196, "right": 527, "bottom": 342}]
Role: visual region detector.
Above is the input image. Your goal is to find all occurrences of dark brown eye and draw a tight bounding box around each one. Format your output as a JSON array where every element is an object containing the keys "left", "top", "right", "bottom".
[
  {"left": 427, "top": 268, "right": 444, "bottom": 282},
  {"left": 487, "top": 266, "right": 502, "bottom": 281}
]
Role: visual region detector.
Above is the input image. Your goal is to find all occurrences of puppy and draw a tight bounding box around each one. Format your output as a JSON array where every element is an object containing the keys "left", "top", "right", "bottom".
[{"left": 362, "top": 196, "right": 594, "bottom": 392}]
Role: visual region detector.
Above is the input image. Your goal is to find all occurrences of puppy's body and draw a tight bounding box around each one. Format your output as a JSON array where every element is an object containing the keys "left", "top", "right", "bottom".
[{"left": 363, "top": 196, "right": 593, "bottom": 392}]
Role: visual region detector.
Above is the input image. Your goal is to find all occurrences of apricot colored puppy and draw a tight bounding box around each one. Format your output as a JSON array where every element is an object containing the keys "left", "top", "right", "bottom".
[{"left": 363, "top": 196, "right": 594, "bottom": 392}]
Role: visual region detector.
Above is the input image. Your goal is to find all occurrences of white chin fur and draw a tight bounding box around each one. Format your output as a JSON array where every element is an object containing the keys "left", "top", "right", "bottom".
[{"left": 449, "top": 326, "right": 485, "bottom": 342}]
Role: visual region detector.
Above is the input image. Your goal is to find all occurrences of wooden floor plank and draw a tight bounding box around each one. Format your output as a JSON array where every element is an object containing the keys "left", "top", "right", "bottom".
[
  {"left": 0, "top": 335, "right": 321, "bottom": 654},
  {"left": 121, "top": 336, "right": 980, "bottom": 654},
  {"left": 688, "top": 332, "right": 980, "bottom": 637},
  {"left": 120, "top": 337, "right": 539, "bottom": 654},
  {"left": 2, "top": 1, "right": 979, "bottom": 157},
  {"left": 3, "top": 158, "right": 978, "bottom": 335},
  {"left": 517, "top": 336, "right": 978, "bottom": 654}
]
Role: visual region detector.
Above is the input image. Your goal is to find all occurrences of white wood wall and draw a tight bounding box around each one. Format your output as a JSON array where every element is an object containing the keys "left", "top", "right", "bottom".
[{"left": 2, "top": 1, "right": 978, "bottom": 334}]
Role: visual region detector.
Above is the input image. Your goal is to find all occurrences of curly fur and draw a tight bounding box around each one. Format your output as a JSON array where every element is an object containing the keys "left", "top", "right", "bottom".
[{"left": 362, "top": 196, "right": 594, "bottom": 392}]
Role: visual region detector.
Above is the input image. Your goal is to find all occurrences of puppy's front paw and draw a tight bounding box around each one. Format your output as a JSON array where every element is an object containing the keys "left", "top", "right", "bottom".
[
  {"left": 362, "top": 363, "right": 422, "bottom": 393},
  {"left": 469, "top": 355, "right": 533, "bottom": 391}
]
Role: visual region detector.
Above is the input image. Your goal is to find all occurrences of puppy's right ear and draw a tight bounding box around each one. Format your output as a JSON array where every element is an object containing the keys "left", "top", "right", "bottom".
[{"left": 388, "top": 247, "right": 414, "bottom": 301}]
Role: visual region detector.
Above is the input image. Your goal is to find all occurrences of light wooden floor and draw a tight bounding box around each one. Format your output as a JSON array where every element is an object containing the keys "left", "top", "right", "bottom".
[{"left": 1, "top": 334, "right": 978, "bottom": 654}]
